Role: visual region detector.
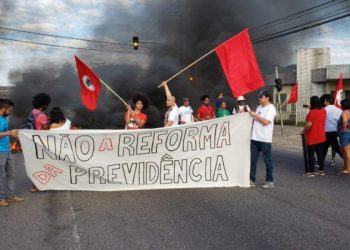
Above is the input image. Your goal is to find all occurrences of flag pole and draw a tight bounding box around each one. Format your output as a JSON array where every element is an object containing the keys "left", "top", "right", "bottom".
[
  {"left": 280, "top": 92, "right": 291, "bottom": 108},
  {"left": 99, "top": 79, "right": 129, "bottom": 107},
  {"left": 157, "top": 49, "right": 215, "bottom": 88},
  {"left": 72, "top": 69, "right": 129, "bottom": 108},
  {"left": 275, "top": 67, "right": 284, "bottom": 136}
]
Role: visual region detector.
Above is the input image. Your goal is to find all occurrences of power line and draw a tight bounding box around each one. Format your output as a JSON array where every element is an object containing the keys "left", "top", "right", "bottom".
[
  {"left": 253, "top": 11, "right": 350, "bottom": 43},
  {"left": 251, "top": 0, "right": 347, "bottom": 32},
  {"left": 0, "top": 36, "right": 150, "bottom": 54},
  {"left": 0, "top": 26, "right": 134, "bottom": 48},
  {"left": 0, "top": 0, "right": 347, "bottom": 52},
  {"left": 0, "top": 27, "right": 166, "bottom": 49},
  {"left": 254, "top": 6, "right": 350, "bottom": 40},
  {"left": 254, "top": 17, "right": 350, "bottom": 50},
  {"left": 0, "top": 1, "right": 349, "bottom": 54}
]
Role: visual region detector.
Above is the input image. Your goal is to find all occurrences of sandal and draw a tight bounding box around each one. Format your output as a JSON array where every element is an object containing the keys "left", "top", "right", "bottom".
[
  {"left": 339, "top": 170, "right": 350, "bottom": 175},
  {"left": 30, "top": 184, "right": 39, "bottom": 193}
]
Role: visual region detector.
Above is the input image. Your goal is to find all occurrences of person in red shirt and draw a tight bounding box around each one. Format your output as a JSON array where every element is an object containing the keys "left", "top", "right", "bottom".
[
  {"left": 30, "top": 93, "right": 51, "bottom": 192},
  {"left": 302, "top": 96, "right": 326, "bottom": 177},
  {"left": 196, "top": 95, "right": 216, "bottom": 121},
  {"left": 125, "top": 94, "right": 148, "bottom": 130}
]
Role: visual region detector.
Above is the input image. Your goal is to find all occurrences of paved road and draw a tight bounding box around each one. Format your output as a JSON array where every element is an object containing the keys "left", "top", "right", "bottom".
[{"left": 1, "top": 148, "right": 349, "bottom": 250}]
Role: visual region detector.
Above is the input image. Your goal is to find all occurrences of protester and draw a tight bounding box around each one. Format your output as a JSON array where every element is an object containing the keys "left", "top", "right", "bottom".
[
  {"left": 249, "top": 89, "right": 277, "bottom": 188},
  {"left": 302, "top": 96, "right": 326, "bottom": 177},
  {"left": 125, "top": 94, "right": 148, "bottom": 129},
  {"left": 216, "top": 100, "right": 231, "bottom": 118},
  {"left": 215, "top": 91, "right": 224, "bottom": 108},
  {"left": 232, "top": 96, "right": 251, "bottom": 114},
  {"left": 30, "top": 93, "right": 51, "bottom": 192},
  {"left": 49, "top": 107, "right": 71, "bottom": 130},
  {"left": 32, "top": 93, "right": 51, "bottom": 131},
  {"left": 0, "top": 99, "right": 24, "bottom": 207},
  {"left": 161, "top": 81, "right": 179, "bottom": 127},
  {"left": 179, "top": 97, "right": 195, "bottom": 124},
  {"left": 197, "top": 95, "right": 215, "bottom": 121},
  {"left": 338, "top": 99, "right": 350, "bottom": 174},
  {"left": 320, "top": 94, "right": 343, "bottom": 164}
]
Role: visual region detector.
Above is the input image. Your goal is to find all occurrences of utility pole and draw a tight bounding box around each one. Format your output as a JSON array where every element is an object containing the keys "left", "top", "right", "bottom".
[{"left": 274, "top": 67, "right": 284, "bottom": 136}]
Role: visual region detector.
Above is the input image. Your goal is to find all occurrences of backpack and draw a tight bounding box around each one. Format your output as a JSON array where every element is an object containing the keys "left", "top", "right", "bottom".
[{"left": 21, "top": 112, "right": 42, "bottom": 129}]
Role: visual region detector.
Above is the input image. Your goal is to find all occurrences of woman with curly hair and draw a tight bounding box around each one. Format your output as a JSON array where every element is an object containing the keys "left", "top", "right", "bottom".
[{"left": 125, "top": 94, "right": 148, "bottom": 129}]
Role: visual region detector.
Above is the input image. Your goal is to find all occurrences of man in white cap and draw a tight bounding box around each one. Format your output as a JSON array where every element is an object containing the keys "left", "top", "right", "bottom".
[{"left": 232, "top": 95, "right": 251, "bottom": 114}]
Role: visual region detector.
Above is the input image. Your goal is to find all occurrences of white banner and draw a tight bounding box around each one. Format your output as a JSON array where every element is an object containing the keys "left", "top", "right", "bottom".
[{"left": 19, "top": 113, "right": 253, "bottom": 191}]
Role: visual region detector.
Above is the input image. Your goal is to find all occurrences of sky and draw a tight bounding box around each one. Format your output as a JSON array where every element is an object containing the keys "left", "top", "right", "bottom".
[
  {"left": 0, "top": 0, "right": 149, "bottom": 85},
  {"left": 1, "top": 0, "right": 350, "bottom": 86}
]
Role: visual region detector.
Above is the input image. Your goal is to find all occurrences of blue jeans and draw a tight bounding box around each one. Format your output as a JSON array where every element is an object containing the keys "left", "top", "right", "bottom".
[
  {"left": 250, "top": 140, "right": 274, "bottom": 182},
  {"left": 0, "top": 152, "right": 15, "bottom": 200}
]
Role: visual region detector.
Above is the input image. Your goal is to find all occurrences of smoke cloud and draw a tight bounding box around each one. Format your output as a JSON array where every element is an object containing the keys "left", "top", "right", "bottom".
[{"left": 8, "top": 0, "right": 322, "bottom": 128}]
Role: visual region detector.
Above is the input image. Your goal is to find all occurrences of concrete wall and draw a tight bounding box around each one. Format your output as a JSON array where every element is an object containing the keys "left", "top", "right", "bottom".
[
  {"left": 327, "top": 65, "right": 350, "bottom": 79},
  {"left": 296, "top": 48, "right": 330, "bottom": 122}
]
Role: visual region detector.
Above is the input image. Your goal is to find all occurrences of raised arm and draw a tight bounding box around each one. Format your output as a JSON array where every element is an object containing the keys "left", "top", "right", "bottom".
[{"left": 161, "top": 81, "right": 172, "bottom": 98}]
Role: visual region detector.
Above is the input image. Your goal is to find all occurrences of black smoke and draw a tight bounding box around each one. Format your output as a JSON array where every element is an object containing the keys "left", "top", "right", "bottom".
[{"left": 8, "top": 0, "right": 323, "bottom": 128}]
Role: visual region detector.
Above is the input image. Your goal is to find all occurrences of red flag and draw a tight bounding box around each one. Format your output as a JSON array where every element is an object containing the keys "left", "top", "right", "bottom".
[
  {"left": 288, "top": 83, "right": 298, "bottom": 104},
  {"left": 215, "top": 29, "right": 265, "bottom": 97},
  {"left": 74, "top": 56, "right": 102, "bottom": 111},
  {"left": 333, "top": 72, "right": 343, "bottom": 108}
]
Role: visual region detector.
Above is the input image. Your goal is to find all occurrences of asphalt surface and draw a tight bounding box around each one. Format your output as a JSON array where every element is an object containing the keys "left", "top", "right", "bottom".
[{"left": 0, "top": 148, "right": 349, "bottom": 250}]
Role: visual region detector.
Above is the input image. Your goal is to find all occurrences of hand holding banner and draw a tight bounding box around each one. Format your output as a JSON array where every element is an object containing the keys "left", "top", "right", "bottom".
[{"left": 19, "top": 114, "right": 253, "bottom": 191}]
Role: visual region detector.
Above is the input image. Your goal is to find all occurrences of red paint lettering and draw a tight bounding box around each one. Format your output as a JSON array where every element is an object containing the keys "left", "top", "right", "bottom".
[{"left": 99, "top": 138, "right": 113, "bottom": 151}]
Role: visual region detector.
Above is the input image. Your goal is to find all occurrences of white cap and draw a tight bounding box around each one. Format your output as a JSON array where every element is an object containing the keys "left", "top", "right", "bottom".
[{"left": 237, "top": 96, "right": 245, "bottom": 101}]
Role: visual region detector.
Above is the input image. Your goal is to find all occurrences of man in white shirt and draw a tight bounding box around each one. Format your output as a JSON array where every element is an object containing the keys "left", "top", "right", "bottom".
[
  {"left": 249, "top": 89, "right": 277, "bottom": 189},
  {"left": 179, "top": 98, "right": 194, "bottom": 124},
  {"left": 161, "top": 81, "right": 179, "bottom": 127},
  {"left": 320, "top": 94, "right": 343, "bottom": 164}
]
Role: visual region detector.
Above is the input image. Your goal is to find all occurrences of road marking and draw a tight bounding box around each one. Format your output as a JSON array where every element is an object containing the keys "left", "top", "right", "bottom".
[{"left": 67, "top": 191, "right": 82, "bottom": 250}]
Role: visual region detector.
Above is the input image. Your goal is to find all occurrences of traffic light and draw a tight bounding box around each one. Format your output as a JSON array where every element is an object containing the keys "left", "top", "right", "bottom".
[
  {"left": 133, "top": 36, "right": 139, "bottom": 50},
  {"left": 275, "top": 78, "right": 283, "bottom": 92}
]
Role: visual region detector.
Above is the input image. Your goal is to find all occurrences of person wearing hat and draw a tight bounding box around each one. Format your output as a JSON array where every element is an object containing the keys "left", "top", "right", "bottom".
[
  {"left": 179, "top": 97, "right": 195, "bottom": 124},
  {"left": 232, "top": 96, "right": 251, "bottom": 114},
  {"left": 249, "top": 89, "right": 277, "bottom": 189}
]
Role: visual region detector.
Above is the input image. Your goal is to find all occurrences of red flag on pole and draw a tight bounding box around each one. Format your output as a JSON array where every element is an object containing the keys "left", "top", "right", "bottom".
[
  {"left": 288, "top": 83, "right": 298, "bottom": 104},
  {"left": 333, "top": 72, "right": 343, "bottom": 108},
  {"left": 74, "top": 56, "right": 102, "bottom": 111},
  {"left": 215, "top": 29, "right": 265, "bottom": 97}
]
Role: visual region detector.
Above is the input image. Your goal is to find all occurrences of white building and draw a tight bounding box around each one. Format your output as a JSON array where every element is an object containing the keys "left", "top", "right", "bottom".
[{"left": 268, "top": 48, "right": 350, "bottom": 124}]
